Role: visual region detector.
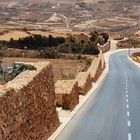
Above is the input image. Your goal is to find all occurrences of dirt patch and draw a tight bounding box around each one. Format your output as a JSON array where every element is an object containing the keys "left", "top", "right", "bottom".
[
  {"left": 0, "top": 31, "right": 29, "bottom": 41},
  {"left": 0, "top": 62, "right": 60, "bottom": 139}
]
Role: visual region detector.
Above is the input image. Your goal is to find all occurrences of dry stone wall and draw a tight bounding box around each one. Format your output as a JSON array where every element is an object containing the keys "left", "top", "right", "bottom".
[
  {"left": 55, "top": 53, "right": 105, "bottom": 111},
  {"left": 75, "top": 72, "right": 92, "bottom": 95},
  {"left": 55, "top": 80, "right": 79, "bottom": 111},
  {"left": 0, "top": 53, "right": 106, "bottom": 139},
  {"left": 0, "top": 62, "right": 60, "bottom": 140},
  {"left": 88, "top": 56, "right": 102, "bottom": 82},
  {"left": 99, "top": 41, "right": 110, "bottom": 53}
]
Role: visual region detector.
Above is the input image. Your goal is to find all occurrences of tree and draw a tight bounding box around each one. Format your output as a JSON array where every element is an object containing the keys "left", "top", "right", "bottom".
[
  {"left": 90, "top": 31, "right": 98, "bottom": 42},
  {"left": 100, "top": 33, "right": 109, "bottom": 43},
  {"left": 48, "top": 35, "right": 55, "bottom": 47},
  {"left": 98, "top": 35, "right": 105, "bottom": 45},
  {"left": 69, "top": 35, "right": 75, "bottom": 43}
]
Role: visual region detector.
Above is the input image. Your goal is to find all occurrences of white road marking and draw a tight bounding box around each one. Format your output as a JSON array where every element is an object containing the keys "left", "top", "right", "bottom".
[
  {"left": 127, "top": 111, "right": 130, "bottom": 117},
  {"left": 127, "top": 104, "right": 129, "bottom": 109},
  {"left": 126, "top": 99, "right": 129, "bottom": 102},
  {"left": 128, "top": 133, "right": 131, "bottom": 140},
  {"left": 125, "top": 74, "right": 132, "bottom": 140},
  {"left": 128, "top": 121, "right": 131, "bottom": 127}
]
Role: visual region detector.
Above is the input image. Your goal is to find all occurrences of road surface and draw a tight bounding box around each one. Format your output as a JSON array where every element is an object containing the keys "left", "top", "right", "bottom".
[{"left": 57, "top": 51, "right": 140, "bottom": 140}]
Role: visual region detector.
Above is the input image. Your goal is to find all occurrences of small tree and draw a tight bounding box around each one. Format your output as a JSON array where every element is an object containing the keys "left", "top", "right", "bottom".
[
  {"left": 100, "top": 33, "right": 109, "bottom": 43},
  {"left": 90, "top": 31, "right": 98, "bottom": 42},
  {"left": 98, "top": 35, "right": 105, "bottom": 45}
]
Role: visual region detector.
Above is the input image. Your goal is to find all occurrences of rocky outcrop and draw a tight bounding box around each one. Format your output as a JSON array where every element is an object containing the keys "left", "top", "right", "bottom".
[
  {"left": 55, "top": 80, "right": 79, "bottom": 110},
  {"left": 75, "top": 72, "right": 92, "bottom": 95},
  {"left": 0, "top": 62, "right": 60, "bottom": 140}
]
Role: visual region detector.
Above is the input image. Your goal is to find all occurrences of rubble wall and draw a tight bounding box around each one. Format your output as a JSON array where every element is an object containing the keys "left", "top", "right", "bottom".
[
  {"left": 88, "top": 56, "right": 102, "bottom": 82},
  {"left": 75, "top": 72, "right": 92, "bottom": 95},
  {"left": 0, "top": 62, "right": 60, "bottom": 140},
  {"left": 55, "top": 80, "right": 79, "bottom": 110},
  {"left": 99, "top": 41, "right": 110, "bottom": 53}
]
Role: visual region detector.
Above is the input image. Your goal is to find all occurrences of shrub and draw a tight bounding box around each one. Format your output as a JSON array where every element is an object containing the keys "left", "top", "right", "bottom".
[
  {"left": 98, "top": 36, "right": 105, "bottom": 45},
  {"left": 100, "top": 33, "right": 109, "bottom": 43}
]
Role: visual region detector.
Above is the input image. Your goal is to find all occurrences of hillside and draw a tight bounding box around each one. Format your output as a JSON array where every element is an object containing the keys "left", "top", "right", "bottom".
[
  {"left": 0, "top": 0, "right": 96, "bottom": 3},
  {"left": 0, "top": 0, "right": 139, "bottom": 36}
]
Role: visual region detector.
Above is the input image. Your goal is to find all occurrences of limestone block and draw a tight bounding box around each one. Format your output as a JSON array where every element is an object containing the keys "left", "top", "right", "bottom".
[
  {"left": 75, "top": 72, "right": 92, "bottom": 95},
  {"left": 55, "top": 80, "right": 79, "bottom": 110}
]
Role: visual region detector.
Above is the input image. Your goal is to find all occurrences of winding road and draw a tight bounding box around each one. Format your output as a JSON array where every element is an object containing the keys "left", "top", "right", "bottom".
[{"left": 56, "top": 50, "right": 140, "bottom": 140}]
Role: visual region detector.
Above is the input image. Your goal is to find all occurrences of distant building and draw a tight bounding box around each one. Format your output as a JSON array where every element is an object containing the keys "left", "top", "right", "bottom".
[
  {"left": 65, "top": 33, "right": 90, "bottom": 45},
  {"left": 74, "top": 33, "right": 90, "bottom": 44}
]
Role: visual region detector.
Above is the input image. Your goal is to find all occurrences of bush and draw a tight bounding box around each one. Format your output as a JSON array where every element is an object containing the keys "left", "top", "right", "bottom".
[
  {"left": 39, "top": 48, "right": 60, "bottom": 59},
  {"left": 83, "top": 44, "right": 100, "bottom": 55},
  {"left": 76, "top": 55, "right": 92, "bottom": 66},
  {"left": 98, "top": 36, "right": 105, "bottom": 45},
  {"left": 23, "top": 64, "right": 37, "bottom": 70},
  {"left": 59, "top": 44, "right": 70, "bottom": 53},
  {"left": 90, "top": 31, "right": 98, "bottom": 42},
  {"left": 100, "top": 33, "right": 109, "bottom": 43},
  {"left": 71, "top": 44, "right": 82, "bottom": 53},
  {"left": 0, "top": 34, "right": 65, "bottom": 50}
]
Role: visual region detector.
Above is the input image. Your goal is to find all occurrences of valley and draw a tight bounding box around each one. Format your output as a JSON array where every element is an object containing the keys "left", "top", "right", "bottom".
[{"left": 0, "top": 0, "right": 139, "bottom": 36}]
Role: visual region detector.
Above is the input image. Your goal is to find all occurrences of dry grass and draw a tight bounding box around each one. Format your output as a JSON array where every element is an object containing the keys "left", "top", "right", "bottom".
[
  {"left": 29, "top": 30, "right": 90, "bottom": 37},
  {"left": 0, "top": 31, "right": 28, "bottom": 41},
  {"left": 0, "top": 29, "right": 90, "bottom": 40},
  {"left": 29, "top": 30, "right": 67, "bottom": 37}
]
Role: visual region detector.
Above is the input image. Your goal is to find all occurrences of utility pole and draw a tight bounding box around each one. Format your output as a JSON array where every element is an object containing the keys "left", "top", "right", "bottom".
[{"left": 128, "top": 46, "right": 131, "bottom": 56}]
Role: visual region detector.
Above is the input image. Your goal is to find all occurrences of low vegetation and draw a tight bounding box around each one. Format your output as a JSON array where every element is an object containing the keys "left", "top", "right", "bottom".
[
  {"left": 0, "top": 62, "right": 36, "bottom": 84},
  {"left": 0, "top": 31, "right": 109, "bottom": 58},
  {"left": 1, "top": 34, "right": 65, "bottom": 49}
]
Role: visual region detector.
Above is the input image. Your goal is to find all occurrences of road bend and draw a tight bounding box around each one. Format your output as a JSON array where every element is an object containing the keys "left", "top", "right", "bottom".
[{"left": 56, "top": 51, "right": 140, "bottom": 140}]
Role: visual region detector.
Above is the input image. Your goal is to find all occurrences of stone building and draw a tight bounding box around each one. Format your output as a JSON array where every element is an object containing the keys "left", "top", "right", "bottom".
[
  {"left": 74, "top": 33, "right": 90, "bottom": 44},
  {"left": 65, "top": 33, "right": 90, "bottom": 45}
]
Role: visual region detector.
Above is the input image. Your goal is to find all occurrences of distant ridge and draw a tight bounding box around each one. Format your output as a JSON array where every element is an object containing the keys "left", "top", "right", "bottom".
[
  {"left": 46, "top": 0, "right": 95, "bottom": 3},
  {"left": 0, "top": 0, "right": 95, "bottom": 3}
]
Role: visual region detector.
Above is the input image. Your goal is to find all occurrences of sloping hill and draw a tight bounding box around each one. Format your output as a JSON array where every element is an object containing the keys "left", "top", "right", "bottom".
[{"left": 44, "top": 0, "right": 96, "bottom": 4}]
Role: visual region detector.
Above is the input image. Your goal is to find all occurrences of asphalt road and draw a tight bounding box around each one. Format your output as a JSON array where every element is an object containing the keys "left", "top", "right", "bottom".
[{"left": 56, "top": 51, "right": 140, "bottom": 140}]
